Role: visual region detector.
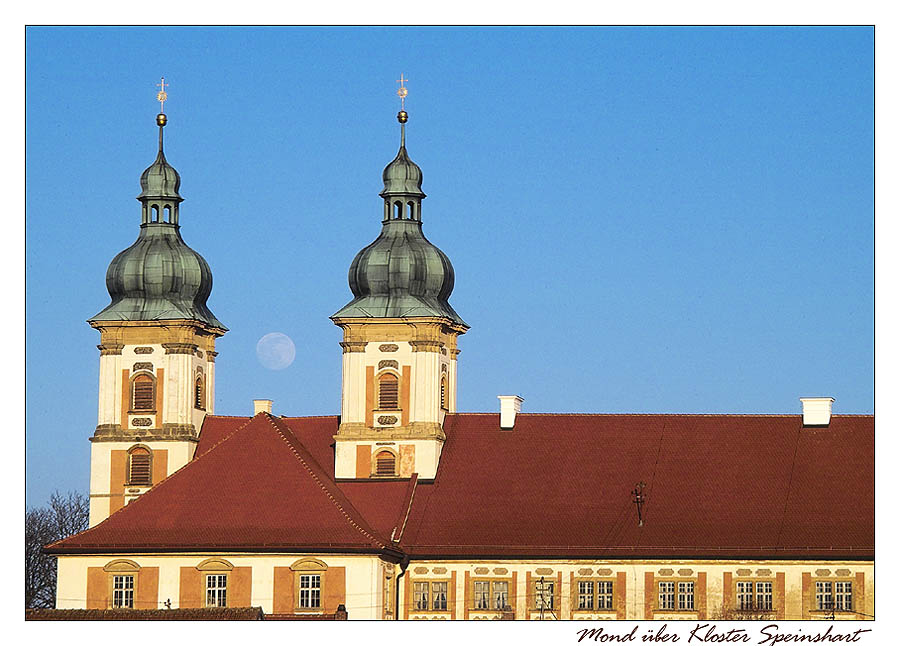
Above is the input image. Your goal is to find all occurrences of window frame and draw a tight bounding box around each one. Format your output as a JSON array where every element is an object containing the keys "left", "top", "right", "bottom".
[
  {"left": 574, "top": 578, "right": 615, "bottom": 612},
  {"left": 470, "top": 578, "right": 512, "bottom": 611},
  {"left": 656, "top": 578, "right": 697, "bottom": 613},
  {"left": 289, "top": 558, "right": 328, "bottom": 612},
  {"left": 814, "top": 578, "right": 854, "bottom": 613},
  {"left": 734, "top": 578, "right": 775, "bottom": 613},
  {"left": 194, "top": 371, "right": 206, "bottom": 411},
  {"left": 410, "top": 579, "right": 452, "bottom": 614},
  {"left": 373, "top": 449, "right": 398, "bottom": 477},
  {"left": 126, "top": 445, "right": 153, "bottom": 486},
  {"left": 205, "top": 572, "right": 228, "bottom": 608},
  {"left": 297, "top": 573, "right": 322, "bottom": 610},
  {"left": 377, "top": 371, "right": 400, "bottom": 410},
  {"left": 130, "top": 372, "right": 156, "bottom": 413},
  {"left": 103, "top": 559, "right": 141, "bottom": 610}
]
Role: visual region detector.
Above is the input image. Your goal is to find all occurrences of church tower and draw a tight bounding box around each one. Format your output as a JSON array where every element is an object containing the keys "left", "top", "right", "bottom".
[
  {"left": 331, "top": 80, "right": 467, "bottom": 480},
  {"left": 86, "top": 82, "right": 227, "bottom": 526}
]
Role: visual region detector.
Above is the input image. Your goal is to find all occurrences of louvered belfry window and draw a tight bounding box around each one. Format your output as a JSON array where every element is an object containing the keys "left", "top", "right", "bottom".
[
  {"left": 132, "top": 374, "right": 154, "bottom": 410},
  {"left": 375, "top": 451, "right": 396, "bottom": 477},
  {"left": 129, "top": 448, "right": 152, "bottom": 486},
  {"left": 195, "top": 376, "right": 205, "bottom": 410},
  {"left": 378, "top": 373, "right": 399, "bottom": 409}
]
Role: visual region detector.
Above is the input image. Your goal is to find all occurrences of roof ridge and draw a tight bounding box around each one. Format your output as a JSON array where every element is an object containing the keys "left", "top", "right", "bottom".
[
  {"left": 195, "top": 415, "right": 259, "bottom": 459},
  {"left": 390, "top": 474, "right": 419, "bottom": 544},
  {"left": 263, "top": 415, "right": 390, "bottom": 550}
]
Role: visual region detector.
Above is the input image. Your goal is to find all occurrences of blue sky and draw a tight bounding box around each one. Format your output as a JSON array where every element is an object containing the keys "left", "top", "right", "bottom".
[{"left": 25, "top": 27, "right": 874, "bottom": 506}]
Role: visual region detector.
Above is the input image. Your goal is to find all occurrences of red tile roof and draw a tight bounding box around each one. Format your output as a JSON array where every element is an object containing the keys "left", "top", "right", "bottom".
[
  {"left": 400, "top": 414, "right": 873, "bottom": 559},
  {"left": 48, "top": 414, "right": 398, "bottom": 555},
  {"left": 48, "top": 412, "right": 873, "bottom": 560}
]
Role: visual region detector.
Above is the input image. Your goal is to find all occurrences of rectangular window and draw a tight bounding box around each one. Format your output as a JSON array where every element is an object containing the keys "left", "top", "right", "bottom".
[
  {"left": 597, "top": 580, "right": 614, "bottom": 610},
  {"left": 414, "top": 582, "right": 430, "bottom": 611},
  {"left": 658, "top": 581, "right": 675, "bottom": 610},
  {"left": 432, "top": 581, "right": 448, "bottom": 611},
  {"left": 298, "top": 574, "right": 321, "bottom": 609},
  {"left": 834, "top": 581, "right": 852, "bottom": 611},
  {"left": 206, "top": 574, "right": 227, "bottom": 608},
  {"left": 112, "top": 575, "right": 134, "bottom": 609},
  {"left": 816, "top": 581, "right": 833, "bottom": 611},
  {"left": 129, "top": 452, "right": 151, "bottom": 485},
  {"left": 492, "top": 581, "right": 509, "bottom": 610},
  {"left": 736, "top": 581, "right": 754, "bottom": 610},
  {"left": 577, "top": 580, "right": 594, "bottom": 610},
  {"left": 756, "top": 581, "right": 773, "bottom": 611},
  {"left": 474, "top": 581, "right": 491, "bottom": 610},
  {"left": 534, "top": 580, "right": 554, "bottom": 610},
  {"left": 678, "top": 581, "right": 694, "bottom": 610}
]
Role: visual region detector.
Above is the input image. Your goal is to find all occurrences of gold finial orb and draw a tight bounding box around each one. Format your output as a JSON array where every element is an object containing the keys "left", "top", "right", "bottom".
[
  {"left": 397, "top": 110, "right": 409, "bottom": 124},
  {"left": 397, "top": 86, "right": 408, "bottom": 99},
  {"left": 156, "top": 113, "right": 167, "bottom": 127}
]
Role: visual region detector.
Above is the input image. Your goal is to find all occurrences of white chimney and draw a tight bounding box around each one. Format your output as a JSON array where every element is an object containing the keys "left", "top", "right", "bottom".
[
  {"left": 253, "top": 399, "right": 273, "bottom": 416},
  {"left": 498, "top": 395, "right": 524, "bottom": 429},
  {"left": 799, "top": 397, "right": 834, "bottom": 426}
]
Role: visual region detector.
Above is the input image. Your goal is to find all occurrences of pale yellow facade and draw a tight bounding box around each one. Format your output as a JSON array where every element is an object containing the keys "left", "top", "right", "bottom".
[{"left": 55, "top": 555, "right": 873, "bottom": 620}]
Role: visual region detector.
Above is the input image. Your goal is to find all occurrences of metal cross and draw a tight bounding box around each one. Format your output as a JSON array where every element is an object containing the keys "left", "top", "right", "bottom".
[
  {"left": 396, "top": 74, "right": 409, "bottom": 109},
  {"left": 156, "top": 77, "right": 168, "bottom": 112}
]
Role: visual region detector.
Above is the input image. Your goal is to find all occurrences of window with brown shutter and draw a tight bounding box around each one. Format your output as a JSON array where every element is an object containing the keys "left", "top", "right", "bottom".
[
  {"left": 195, "top": 376, "right": 205, "bottom": 410},
  {"left": 128, "top": 448, "right": 152, "bottom": 485},
  {"left": 378, "top": 373, "right": 399, "bottom": 409},
  {"left": 374, "top": 450, "right": 396, "bottom": 477},
  {"left": 440, "top": 376, "right": 447, "bottom": 410},
  {"left": 132, "top": 374, "right": 155, "bottom": 411}
]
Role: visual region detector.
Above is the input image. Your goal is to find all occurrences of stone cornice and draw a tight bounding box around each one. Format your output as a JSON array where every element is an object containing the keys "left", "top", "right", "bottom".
[{"left": 91, "top": 423, "right": 198, "bottom": 442}]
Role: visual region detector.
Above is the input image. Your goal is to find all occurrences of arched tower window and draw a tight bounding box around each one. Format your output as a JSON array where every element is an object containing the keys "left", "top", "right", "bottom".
[
  {"left": 374, "top": 450, "right": 397, "bottom": 477},
  {"left": 132, "top": 374, "right": 155, "bottom": 411},
  {"left": 394, "top": 201, "right": 403, "bottom": 219},
  {"left": 163, "top": 205, "right": 171, "bottom": 222},
  {"left": 440, "top": 375, "right": 447, "bottom": 410},
  {"left": 151, "top": 205, "right": 159, "bottom": 222},
  {"left": 378, "top": 373, "right": 399, "bottom": 410},
  {"left": 194, "top": 372, "right": 206, "bottom": 410},
  {"left": 407, "top": 202, "right": 414, "bottom": 219},
  {"left": 127, "top": 446, "right": 152, "bottom": 486}
]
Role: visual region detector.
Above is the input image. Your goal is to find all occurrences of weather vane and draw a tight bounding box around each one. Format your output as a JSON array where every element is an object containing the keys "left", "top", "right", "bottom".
[
  {"left": 396, "top": 74, "right": 409, "bottom": 111},
  {"left": 156, "top": 77, "right": 168, "bottom": 113}
]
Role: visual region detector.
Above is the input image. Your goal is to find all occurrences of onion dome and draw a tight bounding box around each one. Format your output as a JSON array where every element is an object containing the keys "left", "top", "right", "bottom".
[
  {"left": 138, "top": 114, "right": 183, "bottom": 201},
  {"left": 333, "top": 109, "right": 466, "bottom": 327},
  {"left": 89, "top": 112, "right": 225, "bottom": 330}
]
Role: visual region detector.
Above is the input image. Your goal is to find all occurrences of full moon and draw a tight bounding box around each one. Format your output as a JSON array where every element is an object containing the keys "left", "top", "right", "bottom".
[{"left": 256, "top": 332, "right": 296, "bottom": 370}]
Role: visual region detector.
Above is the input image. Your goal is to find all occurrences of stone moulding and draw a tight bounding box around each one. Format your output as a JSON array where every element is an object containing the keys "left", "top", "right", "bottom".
[
  {"left": 163, "top": 342, "right": 198, "bottom": 355},
  {"left": 133, "top": 362, "right": 153, "bottom": 371},
  {"left": 378, "top": 359, "right": 399, "bottom": 370},
  {"left": 134, "top": 346, "right": 154, "bottom": 354},
  {"left": 131, "top": 418, "right": 152, "bottom": 427},
  {"left": 377, "top": 416, "right": 399, "bottom": 425},
  {"left": 379, "top": 343, "right": 399, "bottom": 352}
]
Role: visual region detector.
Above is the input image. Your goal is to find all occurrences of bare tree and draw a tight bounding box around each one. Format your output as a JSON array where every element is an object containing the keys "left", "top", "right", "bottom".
[{"left": 25, "top": 491, "right": 89, "bottom": 608}]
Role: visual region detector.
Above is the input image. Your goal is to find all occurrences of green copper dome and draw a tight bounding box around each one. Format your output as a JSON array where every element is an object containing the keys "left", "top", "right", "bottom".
[
  {"left": 89, "top": 114, "right": 225, "bottom": 330},
  {"left": 333, "top": 114, "right": 465, "bottom": 327},
  {"left": 380, "top": 145, "right": 425, "bottom": 198}
]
